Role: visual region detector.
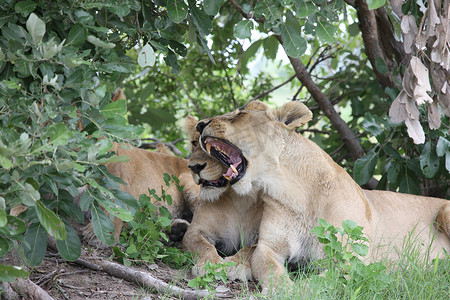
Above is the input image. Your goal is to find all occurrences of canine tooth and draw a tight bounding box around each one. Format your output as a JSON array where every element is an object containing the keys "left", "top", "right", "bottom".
[
  {"left": 224, "top": 176, "right": 231, "bottom": 181},
  {"left": 230, "top": 165, "right": 238, "bottom": 174},
  {"left": 206, "top": 142, "right": 212, "bottom": 154}
]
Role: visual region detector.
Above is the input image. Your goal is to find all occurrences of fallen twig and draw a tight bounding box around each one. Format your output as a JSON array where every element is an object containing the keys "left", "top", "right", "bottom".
[
  {"left": 1, "top": 282, "right": 19, "bottom": 300},
  {"left": 72, "top": 258, "right": 234, "bottom": 299},
  {"left": 8, "top": 278, "right": 54, "bottom": 300}
]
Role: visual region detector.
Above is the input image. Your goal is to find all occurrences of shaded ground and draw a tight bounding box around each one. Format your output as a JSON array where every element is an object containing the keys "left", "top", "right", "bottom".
[
  {"left": 2, "top": 224, "right": 258, "bottom": 299},
  {"left": 29, "top": 247, "right": 188, "bottom": 299}
]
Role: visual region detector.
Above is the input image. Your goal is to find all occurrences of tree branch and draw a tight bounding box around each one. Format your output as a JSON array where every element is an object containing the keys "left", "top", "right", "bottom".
[
  {"left": 219, "top": 59, "right": 238, "bottom": 108},
  {"left": 73, "top": 258, "right": 233, "bottom": 300},
  {"left": 354, "top": 0, "right": 408, "bottom": 89},
  {"left": 250, "top": 75, "right": 296, "bottom": 101},
  {"left": 287, "top": 55, "right": 366, "bottom": 160},
  {"left": 138, "top": 138, "right": 185, "bottom": 157},
  {"left": 178, "top": 81, "right": 206, "bottom": 119},
  {"left": 229, "top": 0, "right": 378, "bottom": 188},
  {"left": 8, "top": 279, "right": 54, "bottom": 300},
  {"left": 354, "top": 0, "right": 394, "bottom": 88}
]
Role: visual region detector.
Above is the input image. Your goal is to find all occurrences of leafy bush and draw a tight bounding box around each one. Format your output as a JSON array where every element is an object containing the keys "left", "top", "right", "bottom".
[
  {"left": 310, "top": 219, "right": 393, "bottom": 297},
  {"left": 114, "top": 174, "right": 191, "bottom": 269},
  {"left": 0, "top": 0, "right": 210, "bottom": 280},
  {"left": 187, "top": 260, "right": 237, "bottom": 291}
]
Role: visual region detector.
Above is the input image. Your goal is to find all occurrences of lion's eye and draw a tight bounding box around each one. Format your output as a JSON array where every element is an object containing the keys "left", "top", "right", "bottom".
[{"left": 191, "top": 140, "right": 198, "bottom": 147}]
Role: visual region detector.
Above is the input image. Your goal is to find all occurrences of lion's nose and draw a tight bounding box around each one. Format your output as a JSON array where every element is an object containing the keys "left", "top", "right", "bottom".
[
  {"left": 189, "top": 163, "right": 206, "bottom": 174},
  {"left": 196, "top": 120, "right": 211, "bottom": 134}
]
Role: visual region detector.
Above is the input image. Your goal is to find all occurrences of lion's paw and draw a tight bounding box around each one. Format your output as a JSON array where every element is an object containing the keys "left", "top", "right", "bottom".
[{"left": 224, "top": 257, "right": 253, "bottom": 281}]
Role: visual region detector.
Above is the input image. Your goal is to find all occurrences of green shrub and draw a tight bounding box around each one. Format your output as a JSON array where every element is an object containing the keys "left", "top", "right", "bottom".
[
  {"left": 115, "top": 174, "right": 192, "bottom": 269},
  {"left": 310, "top": 219, "right": 393, "bottom": 298},
  {"left": 187, "top": 260, "right": 237, "bottom": 291}
]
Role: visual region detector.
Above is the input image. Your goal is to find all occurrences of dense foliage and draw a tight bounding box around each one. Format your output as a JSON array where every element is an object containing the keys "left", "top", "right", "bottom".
[{"left": 0, "top": 0, "right": 449, "bottom": 286}]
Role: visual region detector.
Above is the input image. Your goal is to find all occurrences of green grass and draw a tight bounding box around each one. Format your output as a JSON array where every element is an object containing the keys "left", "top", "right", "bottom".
[{"left": 234, "top": 221, "right": 450, "bottom": 299}]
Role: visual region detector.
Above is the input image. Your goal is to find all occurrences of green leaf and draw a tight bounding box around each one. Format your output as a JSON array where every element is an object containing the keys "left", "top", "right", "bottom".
[
  {"left": 240, "top": 40, "right": 262, "bottom": 74},
  {"left": 19, "top": 182, "right": 40, "bottom": 206},
  {"left": 354, "top": 148, "right": 379, "bottom": 185},
  {"left": 35, "top": 200, "right": 66, "bottom": 240},
  {"left": 14, "top": 0, "right": 37, "bottom": 16},
  {"left": 86, "top": 35, "right": 115, "bottom": 49},
  {"left": 387, "top": 160, "right": 401, "bottom": 183},
  {"left": 342, "top": 219, "right": 358, "bottom": 232},
  {"left": 44, "top": 123, "right": 73, "bottom": 147},
  {"left": 348, "top": 22, "right": 360, "bottom": 36},
  {"left": 316, "top": 20, "right": 336, "bottom": 44},
  {"left": 95, "top": 155, "right": 130, "bottom": 164},
  {"left": 204, "top": 0, "right": 222, "bottom": 16},
  {"left": 233, "top": 20, "right": 253, "bottom": 39},
  {"left": 129, "top": 106, "right": 176, "bottom": 129},
  {"left": 23, "top": 223, "right": 48, "bottom": 266},
  {"left": 66, "top": 23, "right": 88, "bottom": 47},
  {"left": 366, "top": 0, "right": 386, "bottom": 10},
  {"left": 399, "top": 173, "right": 419, "bottom": 194},
  {"left": 362, "top": 113, "right": 383, "bottom": 136},
  {"left": 79, "top": 191, "right": 93, "bottom": 212},
  {"left": 279, "top": 12, "right": 307, "bottom": 58},
  {"left": 190, "top": 3, "right": 213, "bottom": 37},
  {"left": 137, "top": 43, "right": 156, "bottom": 67},
  {"left": 0, "top": 216, "right": 26, "bottom": 237},
  {"left": 375, "top": 57, "right": 388, "bottom": 74},
  {"left": 95, "top": 196, "right": 133, "bottom": 222},
  {"left": 91, "top": 205, "right": 115, "bottom": 245},
  {"left": 295, "top": 1, "right": 318, "bottom": 18},
  {"left": 263, "top": 35, "right": 279, "bottom": 60},
  {"left": 167, "top": 0, "right": 188, "bottom": 23},
  {"left": 351, "top": 243, "right": 369, "bottom": 257},
  {"left": 26, "top": 13, "right": 45, "bottom": 44},
  {"left": 0, "top": 264, "right": 29, "bottom": 282},
  {"left": 0, "top": 236, "right": 10, "bottom": 257},
  {"left": 106, "top": 4, "right": 130, "bottom": 18},
  {"left": 0, "top": 209, "right": 6, "bottom": 227},
  {"left": 0, "top": 155, "right": 13, "bottom": 169},
  {"left": 56, "top": 221, "right": 81, "bottom": 261},
  {"left": 101, "top": 99, "right": 127, "bottom": 117},
  {"left": 420, "top": 142, "right": 440, "bottom": 179}
]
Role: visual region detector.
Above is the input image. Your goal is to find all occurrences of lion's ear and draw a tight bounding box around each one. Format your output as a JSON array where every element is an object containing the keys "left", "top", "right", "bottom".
[
  {"left": 184, "top": 115, "right": 198, "bottom": 139},
  {"left": 244, "top": 100, "right": 269, "bottom": 111},
  {"left": 270, "top": 101, "right": 312, "bottom": 130}
]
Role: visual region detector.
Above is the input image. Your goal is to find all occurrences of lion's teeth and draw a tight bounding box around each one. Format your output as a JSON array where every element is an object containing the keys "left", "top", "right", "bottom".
[
  {"left": 230, "top": 165, "right": 238, "bottom": 174},
  {"left": 206, "top": 142, "right": 212, "bottom": 154},
  {"left": 224, "top": 176, "right": 231, "bottom": 181}
]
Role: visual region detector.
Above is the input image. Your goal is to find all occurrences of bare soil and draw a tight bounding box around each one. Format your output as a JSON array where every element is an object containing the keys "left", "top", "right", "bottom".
[{"left": 1, "top": 224, "right": 258, "bottom": 300}]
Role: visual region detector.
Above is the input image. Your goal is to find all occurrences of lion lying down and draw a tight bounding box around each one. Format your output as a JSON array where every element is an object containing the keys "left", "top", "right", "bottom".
[
  {"left": 182, "top": 116, "right": 263, "bottom": 281},
  {"left": 188, "top": 100, "right": 450, "bottom": 291},
  {"left": 82, "top": 142, "right": 200, "bottom": 246}
]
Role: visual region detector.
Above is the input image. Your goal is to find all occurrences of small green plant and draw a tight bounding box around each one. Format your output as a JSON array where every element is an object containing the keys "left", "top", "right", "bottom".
[
  {"left": 310, "top": 219, "right": 393, "bottom": 297},
  {"left": 114, "top": 173, "right": 191, "bottom": 269},
  {"left": 187, "top": 260, "right": 237, "bottom": 291},
  {"left": 311, "top": 219, "right": 369, "bottom": 272}
]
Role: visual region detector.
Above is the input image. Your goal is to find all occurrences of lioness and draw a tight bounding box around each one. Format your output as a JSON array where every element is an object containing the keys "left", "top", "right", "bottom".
[
  {"left": 182, "top": 116, "right": 263, "bottom": 281},
  {"left": 82, "top": 142, "right": 200, "bottom": 246},
  {"left": 189, "top": 100, "right": 450, "bottom": 290}
]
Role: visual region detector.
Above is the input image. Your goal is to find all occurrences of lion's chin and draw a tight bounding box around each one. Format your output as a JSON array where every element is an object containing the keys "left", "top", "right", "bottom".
[{"left": 199, "top": 187, "right": 227, "bottom": 202}]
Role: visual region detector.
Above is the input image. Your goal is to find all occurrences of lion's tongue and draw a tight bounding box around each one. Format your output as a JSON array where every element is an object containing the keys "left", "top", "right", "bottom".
[
  {"left": 223, "top": 155, "right": 242, "bottom": 180},
  {"left": 204, "top": 137, "right": 242, "bottom": 180}
]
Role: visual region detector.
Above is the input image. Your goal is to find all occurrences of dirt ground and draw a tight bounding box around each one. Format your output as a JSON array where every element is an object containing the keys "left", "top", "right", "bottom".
[{"left": 2, "top": 229, "right": 258, "bottom": 299}]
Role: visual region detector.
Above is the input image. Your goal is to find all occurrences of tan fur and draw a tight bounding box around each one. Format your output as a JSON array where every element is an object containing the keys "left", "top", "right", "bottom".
[
  {"left": 194, "top": 101, "right": 450, "bottom": 291},
  {"left": 182, "top": 116, "right": 263, "bottom": 281},
  {"left": 101, "top": 142, "right": 199, "bottom": 243}
]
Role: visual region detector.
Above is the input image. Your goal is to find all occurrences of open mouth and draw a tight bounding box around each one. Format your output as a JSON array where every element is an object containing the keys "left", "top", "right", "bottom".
[
  {"left": 199, "top": 176, "right": 228, "bottom": 188},
  {"left": 199, "top": 136, "right": 247, "bottom": 185}
]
